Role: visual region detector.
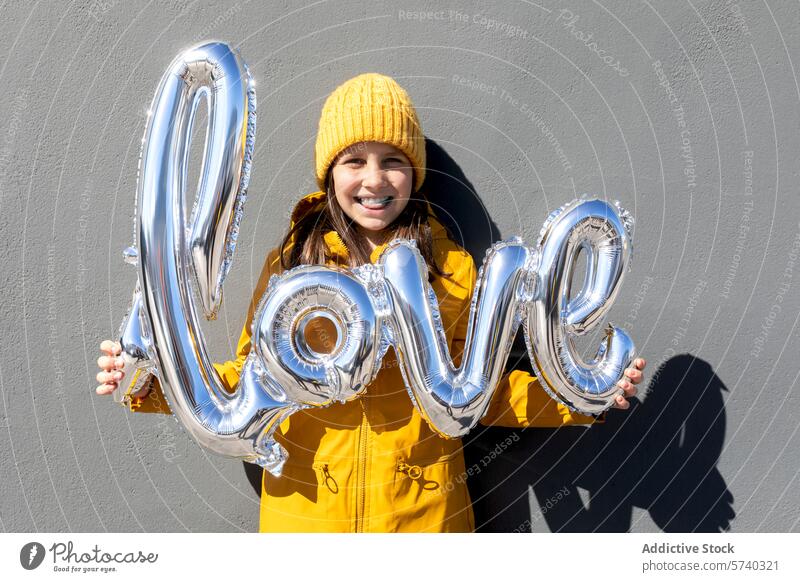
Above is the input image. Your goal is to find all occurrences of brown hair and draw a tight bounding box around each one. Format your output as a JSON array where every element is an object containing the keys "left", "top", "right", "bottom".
[{"left": 280, "top": 172, "right": 452, "bottom": 280}]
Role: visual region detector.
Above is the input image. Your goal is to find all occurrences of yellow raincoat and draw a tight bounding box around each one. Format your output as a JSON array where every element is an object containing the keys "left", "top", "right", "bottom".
[{"left": 129, "top": 191, "right": 603, "bottom": 532}]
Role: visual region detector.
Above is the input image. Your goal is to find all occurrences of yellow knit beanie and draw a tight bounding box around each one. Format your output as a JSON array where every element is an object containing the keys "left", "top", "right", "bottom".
[{"left": 315, "top": 73, "right": 426, "bottom": 193}]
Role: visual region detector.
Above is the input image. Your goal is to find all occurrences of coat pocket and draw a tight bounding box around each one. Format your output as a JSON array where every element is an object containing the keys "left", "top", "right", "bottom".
[
  {"left": 391, "top": 450, "right": 474, "bottom": 532},
  {"left": 260, "top": 457, "right": 347, "bottom": 532},
  {"left": 312, "top": 460, "right": 340, "bottom": 495}
]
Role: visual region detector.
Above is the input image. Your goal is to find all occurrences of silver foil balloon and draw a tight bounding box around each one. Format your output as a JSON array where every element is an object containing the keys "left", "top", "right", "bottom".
[
  {"left": 112, "top": 42, "right": 635, "bottom": 466},
  {"left": 114, "top": 42, "right": 308, "bottom": 476},
  {"left": 525, "top": 198, "right": 636, "bottom": 415},
  {"left": 379, "top": 238, "right": 536, "bottom": 437},
  {"left": 247, "top": 265, "right": 386, "bottom": 407},
  {"left": 246, "top": 197, "right": 635, "bottom": 439}
]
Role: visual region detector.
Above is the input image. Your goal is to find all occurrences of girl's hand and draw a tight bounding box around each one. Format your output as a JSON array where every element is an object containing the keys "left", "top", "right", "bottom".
[
  {"left": 96, "top": 340, "right": 151, "bottom": 399},
  {"left": 96, "top": 340, "right": 125, "bottom": 395},
  {"left": 612, "top": 357, "right": 646, "bottom": 410}
]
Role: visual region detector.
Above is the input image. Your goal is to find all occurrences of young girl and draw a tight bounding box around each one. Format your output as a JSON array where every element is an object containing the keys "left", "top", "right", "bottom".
[{"left": 96, "top": 73, "right": 645, "bottom": 532}]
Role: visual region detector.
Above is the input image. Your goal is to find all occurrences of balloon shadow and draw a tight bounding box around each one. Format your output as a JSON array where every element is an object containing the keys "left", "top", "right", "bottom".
[
  {"left": 465, "top": 352, "right": 734, "bottom": 532},
  {"left": 422, "top": 139, "right": 501, "bottom": 258},
  {"left": 243, "top": 460, "right": 263, "bottom": 497}
]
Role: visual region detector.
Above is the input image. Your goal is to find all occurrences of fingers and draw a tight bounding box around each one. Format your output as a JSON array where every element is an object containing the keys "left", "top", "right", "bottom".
[
  {"left": 97, "top": 340, "right": 124, "bottom": 397},
  {"left": 624, "top": 367, "right": 643, "bottom": 384},
  {"left": 611, "top": 359, "right": 647, "bottom": 410},
  {"left": 617, "top": 378, "right": 637, "bottom": 398},
  {"left": 100, "top": 340, "right": 121, "bottom": 356},
  {"left": 97, "top": 355, "right": 124, "bottom": 371},
  {"left": 96, "top": 369, "right": 123, "bottom": 384},
  {"left": 613, "top": 375, "right": 638, "bottom": 410},
  {"left": 612, "top": 393, "right": 630, "bottom": 410},
  {"left": 96, "top": 371, "right": 123, "bottom": 395},
  {"left": 96, "top": 383, "right": 117, "bottom": 396}
]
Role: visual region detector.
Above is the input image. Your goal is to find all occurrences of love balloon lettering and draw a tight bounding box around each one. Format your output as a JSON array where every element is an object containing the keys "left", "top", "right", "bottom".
[{"left": 115, "top": 43, "right": 636, "bottom": 476}]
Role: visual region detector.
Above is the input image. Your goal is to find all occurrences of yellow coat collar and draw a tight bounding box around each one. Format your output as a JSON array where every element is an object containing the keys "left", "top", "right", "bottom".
[{"left": 291, "top": 190, "right": 449, "bottom": 264}]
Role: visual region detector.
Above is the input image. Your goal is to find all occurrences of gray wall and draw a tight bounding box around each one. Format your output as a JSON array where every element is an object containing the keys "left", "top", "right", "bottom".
[{"left": 1, "top": 0, "right": 798, "bottom": 532}]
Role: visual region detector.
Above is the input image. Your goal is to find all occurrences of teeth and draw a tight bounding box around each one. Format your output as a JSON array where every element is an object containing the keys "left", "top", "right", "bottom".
[{"left": 357, "top": 196, "right": 392, "bottom": 208}]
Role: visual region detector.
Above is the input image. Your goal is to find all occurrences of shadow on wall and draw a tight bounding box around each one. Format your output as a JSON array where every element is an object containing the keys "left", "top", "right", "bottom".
[
  {"left": 466, "top": 353, "right": 734, "bottom": 532},
  {"left": 421, "top": 139, "right": 501, "bottom": 259},
  {"left": 242, "top": 142, "right": 734, "bottom": 533},
  {"left": 422, "top": 140, "right": 734, "bottom": 531}
]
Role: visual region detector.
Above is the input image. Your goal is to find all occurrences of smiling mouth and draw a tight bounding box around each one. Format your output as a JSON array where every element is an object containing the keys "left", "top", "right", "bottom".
[{"left": 355, "top": 196, "right": 393, "bottom": 209}]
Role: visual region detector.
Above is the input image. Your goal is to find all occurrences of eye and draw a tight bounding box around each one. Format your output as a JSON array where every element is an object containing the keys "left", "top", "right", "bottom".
[
  {"left": 341, "top": 157, "right": 364, "bottom": 166},
  {"left": 384, "top": 157, "right": 406, "bottom": 166}
]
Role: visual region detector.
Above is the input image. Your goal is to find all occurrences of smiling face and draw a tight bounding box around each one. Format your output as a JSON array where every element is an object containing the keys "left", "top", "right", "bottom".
[{"left": 330, "top": 141, "right": 414, "bottom": 245}]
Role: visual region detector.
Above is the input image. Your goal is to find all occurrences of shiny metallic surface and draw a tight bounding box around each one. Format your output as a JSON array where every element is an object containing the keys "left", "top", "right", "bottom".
[
  {"left": 247, "top": 266, "right": 383, "bottom": 407},
  {"left": 379, "top": 239, "right": 536, "bottom": 438},
  {"left": 116, "top": 42, "right": 635, "bottom": 468},
  {"left": 249, "top": 198, "right": 635, "bottom": 437},
  {"left": 525, "top": 198, "right": 636, "bottom": 414},
  {"left": 114, "top": 284, "right": 154, "bottom": 404},
  {"left": 185, "top": 53, "right": 257, "bottom": 320},
  {"left": 116, "top": 42, "right": 296, "bottom": 476}
]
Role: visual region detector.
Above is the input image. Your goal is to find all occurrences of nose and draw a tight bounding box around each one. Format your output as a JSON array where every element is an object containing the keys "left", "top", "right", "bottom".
[{"left": 361, "top": 159, "right": 387, "bottom": 189}]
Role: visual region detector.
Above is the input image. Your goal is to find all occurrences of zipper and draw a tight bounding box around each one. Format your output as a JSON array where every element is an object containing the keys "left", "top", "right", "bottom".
[
  {"left": 334, "top": 229, "right": 368, "bottom": 532},
  {"left": 331, "top": 228, "right": 377, "bottom": 532},
  {"left": 331, "top": 230, "right": 349, "bottom": 261},
  {"left": 355, "top": 396, "right": 369, "bottom": 532}
]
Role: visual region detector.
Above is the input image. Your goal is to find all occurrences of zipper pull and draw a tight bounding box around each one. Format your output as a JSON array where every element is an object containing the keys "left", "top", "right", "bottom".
[
  {"left": 320, "top": 463, "right": 338, "bottom": 493},
  {"left": 397, "top": 461, "right": 423, "bottom": 480}
]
